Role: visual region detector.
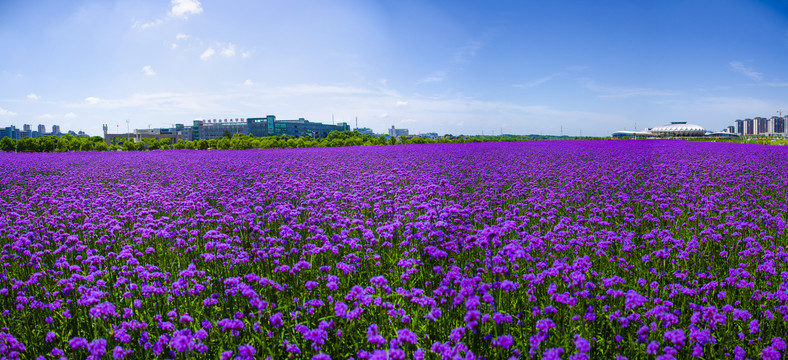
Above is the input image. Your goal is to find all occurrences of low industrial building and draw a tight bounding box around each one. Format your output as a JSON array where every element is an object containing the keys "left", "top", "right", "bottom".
[{"left": 104, "top": 115, "right": 351, "bottom": 145}]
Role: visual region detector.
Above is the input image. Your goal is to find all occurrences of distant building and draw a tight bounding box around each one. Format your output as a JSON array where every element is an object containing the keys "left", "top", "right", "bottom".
[
  {"left": 0, "top": 126, "right": 19, "bottom": 140},
  {"left": 107, "top": 115, "right": 351, "bottom": 145},
  {"left": 354, "top": 127, "right": 374, "bottom": 135},
  {"left": 650, "top": 121, "right": 707, "bottom": 137},
  {"left": 755, "top": 117, "right": 768, "bottom": 134},
  {"left": 734, "top": 119, "right": 744, "bottom": 135},
  {"left": 388, "top": 126, "right": 409, "bottom": 137},
  {"left": 727, "top": 115, "right": 787, "bottom": 137},
  {"left": 744, "top": 119, "right": 754, "bottom": 135},
  {"left": 768, "top": 116, "right": 785, "bottom": 134},
  {"left": 0, "top": 123, "right": 87, "bottom": 139},
  {"left": 611, "top": 130, "right": 653, "bottom": 138},
  {"left": 418, "top": 132, "right": 439, "bottom": 139},
  {"left": 245, "top": 116, "right": 349, "bottom": 139}
]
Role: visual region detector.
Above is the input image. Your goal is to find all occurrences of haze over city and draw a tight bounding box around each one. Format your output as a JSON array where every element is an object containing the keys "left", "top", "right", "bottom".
[{"left": 1, "top": 0, "right": 788, "bottom": 137}]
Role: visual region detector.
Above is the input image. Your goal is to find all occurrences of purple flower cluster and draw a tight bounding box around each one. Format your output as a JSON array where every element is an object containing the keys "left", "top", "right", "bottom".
[{"left": 1, "top": 141, "right": 788, "bottom": 358}]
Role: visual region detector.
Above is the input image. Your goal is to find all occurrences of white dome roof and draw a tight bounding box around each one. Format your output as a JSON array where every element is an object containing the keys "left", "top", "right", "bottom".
[{"left": 650, "top": 121, "right": 706, "bottom": 136}]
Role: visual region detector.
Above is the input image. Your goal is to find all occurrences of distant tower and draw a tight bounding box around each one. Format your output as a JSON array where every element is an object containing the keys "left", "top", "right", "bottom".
[{"left": 103, "top": 124, "right": 109, "bottom": 146}]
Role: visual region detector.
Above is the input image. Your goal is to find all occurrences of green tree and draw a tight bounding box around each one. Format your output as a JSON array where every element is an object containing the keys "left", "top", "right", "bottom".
[
  {"left": 17, "top": 137, "right": 37, "bottom": 152},
  {"left": 79, "top": 138, "right": 94, "bottom": 151},
  {"left": 0, "top": 137, "right": 14, "bottom": 152}
]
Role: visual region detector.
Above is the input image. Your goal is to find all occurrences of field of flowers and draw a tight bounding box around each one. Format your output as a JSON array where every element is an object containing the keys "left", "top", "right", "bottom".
[{"left": 1, "top": 140, "right": 788, "bottom": 360}]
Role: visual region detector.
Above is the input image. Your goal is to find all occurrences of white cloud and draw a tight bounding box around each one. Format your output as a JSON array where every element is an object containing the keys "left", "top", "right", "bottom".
[
  {"left": 244, "top": 79, "right": 254, "bottom": 86},
  {"left": 241, "top": 51, "right": 251, "bottom": 59},
  {"left": 514, "top": 76, "right": 555, "bottom": 89},
  {"left": 142, "top": 65, "right": 156, "bottom": 76},
  {"left": 220, "top": 43, "right": 236, "bottom": 58},
  {"left": 132, "top": 19, "right": 163, "bottom": 29},
  {"left": 200, "top": 48, "right": 215, "bottom": 60},
  {"left": 171, "top": 43, "right": 178, "bottom": 49},
  {"left": 64, "top": 112, "right": 77, "bottom": 118},
  {"left": 27, "top": 93, "right": 41, "bottom": 100},
  {"left": 417, "top": 71, "right": 446, "bottom": 84},
  {"left": 0, "top": 107, "right": 17, "bottom": 116},
  {"left": 275, "top": 84, "right": 374, "bottom": 96},
  {"left": 84, "top": 97, "right": 101, "bottom": 104},
  {"left": 176, "top": 33, "right": 189, "bottom": 40},
  {"left": 454, "top": 39, "right": 484, "bottom": 63},
  {"left": 729, "top": 61, "right": 763, "bottom": 81},
  {"left": 396, "top": 101, "right": 408, "bottom": 107},
  {"left": 39, "top": 114, "right": 53, "bottom": 119},
  {"left": 579, "top": 78, "right": 677, "bottom": 98},
  {"left": 170, "top": 0, "right": 203, "bottom": 18}
]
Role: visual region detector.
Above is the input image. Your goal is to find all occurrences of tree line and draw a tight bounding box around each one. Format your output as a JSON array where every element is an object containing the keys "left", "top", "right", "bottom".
[{"left": 0, "top": 131, "right": 591, "bottom": 152}]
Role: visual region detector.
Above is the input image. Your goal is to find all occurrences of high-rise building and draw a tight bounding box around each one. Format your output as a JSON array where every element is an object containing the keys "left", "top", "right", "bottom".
[
  {"left": 52, "top": 125, "right": 61, "bottom": 134},
  {"left": 726, "top": 126, "right": 735, "bottom": 134},
  {"left": 744, "top": 119, "right": 754, "bottom": 135},
  {"left": 0, "top": 125, "right": 19, "bottom": 140},
  {"left": 755, "top": 117, "right": 768, "bottom": 134},
  {"left": 23, "top": 124, "right": 31, "bottom": 132},
  {"left": 38, "top": 124, "right": 46, "bottom": 134},
  {"left": 735, "top": 119, "right": 744, "bottom": 135},
  {"left": 772, "top": 116, "right": 786, "bottom": 134}
]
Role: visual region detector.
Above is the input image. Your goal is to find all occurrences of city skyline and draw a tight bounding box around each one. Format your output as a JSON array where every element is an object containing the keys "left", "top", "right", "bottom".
[{"left": 2, "top": 0, "right": 788, "bottom": 137}]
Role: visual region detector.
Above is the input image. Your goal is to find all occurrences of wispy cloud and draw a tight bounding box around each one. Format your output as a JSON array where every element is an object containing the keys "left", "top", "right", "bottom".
[
  {"left": 273, "top": 84, "right": 374, "bottom": 97},
  {"left": 0, "top": 107, "right": 17, "bottom": 116},
  {"left": 176, "top": 33, "right": 189, "bottom": 40},
  {"left": 142, "top": 65, "right": 156, "bottom": 76},
  {"left": 65, "top": 112, "right": 77, "bottom": 119},
  {"left": 220, "top": 43, "right": 236, "bottom": 58},
  {"left": 27, "top": 93, "right": 41, "bottom": 100},
  {"left": 729, "top": 61, "right": 763, "bottom": 81},
  {"left": 39, "top": 114, "right": 53, "bottom": 119},
  {"left": 417, "top": 71, "right": 446, "bottom": 84},
  {"left": 514, "top": 76, "right": 555, "bottom": 89},
  {"left": 454, "top": 39, "right": 484, "bottom": 63},
  {"left": 200, "top": 48, "right": 215, "bottom": 61},
  {"left": 84, "top": 97, "right": 101, "bottom": 105},
  {"left": 170, "top": 0, "right": 203, "bottom": 18},
  {"left": 579, "top": 78, "right": 677, "bottom": 98},
  {"left": 395, "top": 101, "right": 408, "bottom": 107},
  {"left": 243, "top": 79, "right": 254, "bottom": 86},
  {"left": 132, "top": 18, "right": 163, "bottom": 29}
]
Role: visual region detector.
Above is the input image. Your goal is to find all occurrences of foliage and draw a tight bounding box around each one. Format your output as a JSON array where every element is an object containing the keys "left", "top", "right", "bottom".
[{"left": 0, "top": 131, "right": 594, "bottom": 153}]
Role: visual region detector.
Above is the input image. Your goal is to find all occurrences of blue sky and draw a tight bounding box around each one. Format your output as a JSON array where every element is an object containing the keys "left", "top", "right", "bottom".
[{"left": 1, "top": 0, "right": 788, "bottom": 136}]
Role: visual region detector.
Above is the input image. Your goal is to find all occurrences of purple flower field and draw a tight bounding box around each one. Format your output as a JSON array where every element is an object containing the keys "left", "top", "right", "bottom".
[{"left": 1, "top": 140, "right": 788, "bottom": 360}]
